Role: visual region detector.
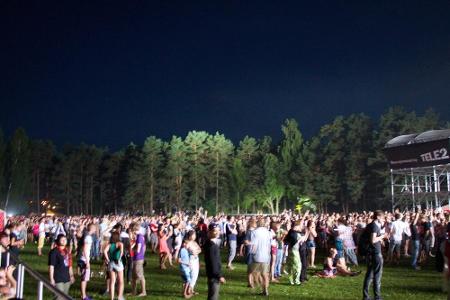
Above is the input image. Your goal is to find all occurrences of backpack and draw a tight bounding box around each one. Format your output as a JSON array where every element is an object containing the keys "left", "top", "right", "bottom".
[{"left": 358, "top": 226, "right": 371, "bottom": 257}]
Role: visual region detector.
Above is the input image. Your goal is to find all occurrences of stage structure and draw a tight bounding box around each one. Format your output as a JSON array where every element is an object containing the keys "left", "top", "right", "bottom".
[{"left": 384, "top": 129, "right": 450, "bottom": 211}]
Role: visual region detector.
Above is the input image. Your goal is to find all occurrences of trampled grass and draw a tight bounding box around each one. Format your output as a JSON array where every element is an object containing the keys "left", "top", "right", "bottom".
[{"left": 17, "top": 244, "right": 445, "bottom": 300}]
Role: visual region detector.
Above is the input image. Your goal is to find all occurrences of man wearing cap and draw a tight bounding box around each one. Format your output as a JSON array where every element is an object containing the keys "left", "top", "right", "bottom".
[{"left": 204, "top": 223, "right": 226, "bottom": 300}]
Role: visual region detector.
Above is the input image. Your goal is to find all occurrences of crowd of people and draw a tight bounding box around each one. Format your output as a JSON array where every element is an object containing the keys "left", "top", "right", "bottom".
[{"left": 0, "top": 207, "right": 447, "bottom": 300}]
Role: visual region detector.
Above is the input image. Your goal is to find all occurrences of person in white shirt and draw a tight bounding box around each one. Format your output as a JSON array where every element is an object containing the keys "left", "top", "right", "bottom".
[
  {"left": 51, "top": 219, "right": 66, "bottom": 248},
  {"left": 250, "top": 219, "right": 272, "bottom": 296},
  {"left": 78, "top": 223, "right": 96, "bottom": 300},
  {"left": 388, "top": 213, "right": 409, "bottom": 264},
  {"left": 37, "top": 218, "right": 46, "bottom": 256}
]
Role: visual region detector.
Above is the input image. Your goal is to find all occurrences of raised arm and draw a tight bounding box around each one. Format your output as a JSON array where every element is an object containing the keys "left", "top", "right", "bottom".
[{"left": 412, "top": 212, "right": 420, "bottom": 226}]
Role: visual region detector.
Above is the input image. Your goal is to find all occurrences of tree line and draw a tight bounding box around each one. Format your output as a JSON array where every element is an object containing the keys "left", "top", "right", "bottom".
[{"left": 0, "top": 107, "right": 448, "bottom": 215}]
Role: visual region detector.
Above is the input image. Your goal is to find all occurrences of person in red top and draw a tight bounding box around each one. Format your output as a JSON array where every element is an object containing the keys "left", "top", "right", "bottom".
[
  {"left": 158, "top": 224, "right": 172, "bottom": 269},
  {"left": 32, "top": 223, "right": 39, "bottom": 243},
  {"left": 49, "top": 234, "right": 75, "bottom": 300},
  {"left": 197, "top": 218, "right": 208, "bottom": 247}
]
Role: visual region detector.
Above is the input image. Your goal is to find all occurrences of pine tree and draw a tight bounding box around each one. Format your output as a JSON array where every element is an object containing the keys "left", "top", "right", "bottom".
[
  {"left": 207, "top": 132, "right": 234, "bottom": 213},
  {"left": 302, "top": 136, "right": 322, "bottom": 211},
  {"left": 5, "top": 128, "right": 31, "bottom": 213},
  {"left": 185, "top": 131, "right": 209, "bottom": 211},
  {"left": 99, "top": 152, "right": 122, "bottom": 214},
  {"left": 416, "top": 108, "right": 441, "bottom": 131},
  {"left": 30, "top": 140, "right": 55, "bottom": 214},
  {"left": 50, "top": 150, "right": 75, "bottom": 215},
  {"left": 230, "top": 158, "right": 247, "bottom": 214},
  {"left": 279, "top": 119, "right": 305, "bottom": 204},
  {"left": 84, "top": 145, "right": 104, "bottom": 215},
  {"left": 156, "top": 141, "right": 171, "bottom": 212},
  {"left": 236, "top": 136, "right": 262, "bottom": 201},
  {"left": 317, "top": 116, "right": 346, "bottom": 212},
  {"left": 263, "top": 153, "right": 284, "bottom": 214},
  {"left": 344, "top": 114, "right": 372, "bottom": 212},
  {"left": 166, "top": 136, "right": 189, "bottom": 211},
  {"left": 142, "top": 136, "right": 164, "bottom": 213},
  {"left": 123, "top": 143, "right": 145, "bottom": 213}
]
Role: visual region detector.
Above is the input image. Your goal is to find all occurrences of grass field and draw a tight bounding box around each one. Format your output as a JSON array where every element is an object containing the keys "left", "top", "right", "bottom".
[{"left": 17, "top": 244, "right": 445, "bottom": 300}]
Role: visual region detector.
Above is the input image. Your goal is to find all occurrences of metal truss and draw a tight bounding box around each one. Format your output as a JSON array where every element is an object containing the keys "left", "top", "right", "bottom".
[{"left": 390, "top": 163, "right": 450, "bottom": 211}]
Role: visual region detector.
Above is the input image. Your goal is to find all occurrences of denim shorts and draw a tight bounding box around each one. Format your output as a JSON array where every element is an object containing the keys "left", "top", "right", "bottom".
[
  {"left": 108, "top": 260, "right": 124, "bottom": 272},
  {"left": 306, "top": 240, "right": 316, "bottom": 248}
]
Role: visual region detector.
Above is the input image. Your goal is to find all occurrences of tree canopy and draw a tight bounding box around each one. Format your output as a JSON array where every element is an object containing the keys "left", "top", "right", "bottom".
[{"left": 0, "top": 107, "right": 447, "bottom": 215}]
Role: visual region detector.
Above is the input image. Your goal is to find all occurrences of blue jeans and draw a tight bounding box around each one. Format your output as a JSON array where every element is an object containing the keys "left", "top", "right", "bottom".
[
  {"left": 345, "top": 248, "right": 358, "bottom": 266},
  {"left": 274, "top": 248, "right": 283, "bottom": 277},
  {"left": 411, "top": 240, "right": 420, "bottom": 268},
  {"left": 91, "top": 236, "right": 100, "bottom": 259},
  {"left": 336, "top": 239, "right": 344, "bottom": 259},
  {"left": 207, "top": 278, "right": 220, "bottom": 300},
  {"left": 228, "top": 240, "right": 237, "bottom": 265},
  {"left": 363, "top": 253, "right": 383, "bottom": 300}
]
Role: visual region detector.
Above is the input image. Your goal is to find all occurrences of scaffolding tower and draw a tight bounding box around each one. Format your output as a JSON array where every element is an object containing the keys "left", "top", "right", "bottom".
[
  {"left": 384, "top": 129, "right": 450, "bottom": 211},
  {"left": 390, "top": 164, "right": 450, "bottom": 211}
]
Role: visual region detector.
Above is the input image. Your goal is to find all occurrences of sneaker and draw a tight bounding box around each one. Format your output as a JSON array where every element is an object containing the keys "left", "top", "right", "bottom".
[{"left": 82, "top": 297, "right": 92, "bottom": 300}]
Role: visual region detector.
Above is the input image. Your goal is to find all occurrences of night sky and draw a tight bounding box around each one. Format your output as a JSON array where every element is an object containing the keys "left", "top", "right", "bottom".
[{"left": 1, "top": 1, "right": 450, "bottom": 149}]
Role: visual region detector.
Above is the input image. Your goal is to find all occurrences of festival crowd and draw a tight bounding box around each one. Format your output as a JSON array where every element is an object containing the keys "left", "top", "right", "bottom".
[{"left": 0, "top": 207, "right": 447, "bottom": 300}]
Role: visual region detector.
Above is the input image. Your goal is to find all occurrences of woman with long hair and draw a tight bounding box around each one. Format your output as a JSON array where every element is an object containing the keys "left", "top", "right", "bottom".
[
  {"left": 307, "top": 219, "right": 318, "bottom": 268},
  {"left": 270, "top": 221, "right": 280, "bottom": 282},
  {"left": 104, "top": 231, "right": 125, "bottom": 300},
  {"left": 158, "top": 224, "right": 173, "bottom": 269},
  {"left": 186, "top": 230, "right": 201, "bottom": 295}
]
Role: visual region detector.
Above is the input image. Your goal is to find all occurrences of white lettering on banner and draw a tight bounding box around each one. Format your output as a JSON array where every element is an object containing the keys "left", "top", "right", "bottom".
[
  {"left": 391, "top": 159, "right": 417, "bottom": 165},
  {"left": 420, "top": 148, "right": 449, "bottom": 162}
]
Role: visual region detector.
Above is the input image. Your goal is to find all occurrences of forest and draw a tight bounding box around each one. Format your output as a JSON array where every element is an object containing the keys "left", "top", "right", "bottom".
[{"left": 1, "top": 107, "right": 448, "bottom": 216}]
